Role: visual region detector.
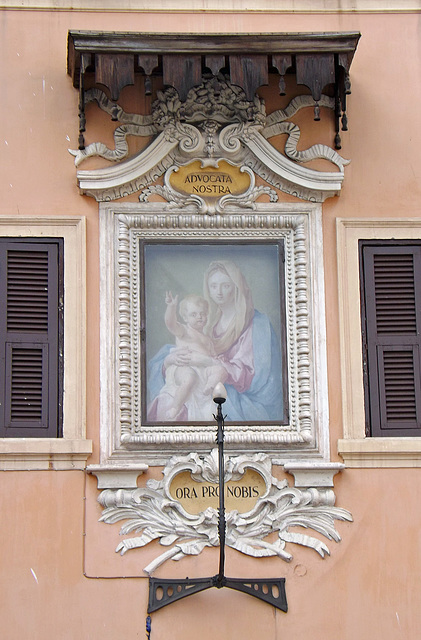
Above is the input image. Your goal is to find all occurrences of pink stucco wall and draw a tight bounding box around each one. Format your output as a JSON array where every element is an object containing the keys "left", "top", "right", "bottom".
[{"left": 1, "top": 8, "right": 421, "bottom": 639}]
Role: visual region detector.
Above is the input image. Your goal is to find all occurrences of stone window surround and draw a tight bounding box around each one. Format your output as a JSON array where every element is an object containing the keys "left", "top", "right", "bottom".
[
  {"left": 0, "top": 216, "right": 91, "bottom": 470},
  {"left": 337, "top": 218, "right": 421, "bottom": 468},
  {"left": 96, "top": 201, "right": 336, "bottom": 479}
]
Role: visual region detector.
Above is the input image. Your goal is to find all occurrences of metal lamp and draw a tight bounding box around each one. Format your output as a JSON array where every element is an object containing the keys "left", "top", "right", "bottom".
[{"left": 148, "top": 384, "right": 287, "bottom": 613}]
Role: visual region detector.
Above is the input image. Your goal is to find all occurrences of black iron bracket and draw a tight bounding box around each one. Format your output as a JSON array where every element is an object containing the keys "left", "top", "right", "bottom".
[
  {"left": 148, "top": 576, "right": 287, "bottom": 613},
  {"left": 147, "top": 390, "right": 288, "bottom": 613}
]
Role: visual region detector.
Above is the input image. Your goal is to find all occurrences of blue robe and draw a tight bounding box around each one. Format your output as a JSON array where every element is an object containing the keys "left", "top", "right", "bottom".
[{"left": 147, "top": 310, "right": 284, "bottom": 422}]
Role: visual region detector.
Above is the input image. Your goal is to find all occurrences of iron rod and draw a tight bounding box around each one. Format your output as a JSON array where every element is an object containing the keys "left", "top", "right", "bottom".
[{"left": 215, "top": 401, "right": 226, "bottom": 587}]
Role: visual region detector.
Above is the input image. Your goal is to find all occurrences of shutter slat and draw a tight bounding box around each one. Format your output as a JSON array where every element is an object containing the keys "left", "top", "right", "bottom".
[
  {"left": 7, "top": 248, "right": 50, "bottom": 333},
  {"left": 373, "top": 253, "right": 417, "bottom": 335},
  {"left": 383, "top": 349, "right": 417, "bottom": 422},
  {"left": 8, "top": 345, "right": 45, "bottom": 423}
]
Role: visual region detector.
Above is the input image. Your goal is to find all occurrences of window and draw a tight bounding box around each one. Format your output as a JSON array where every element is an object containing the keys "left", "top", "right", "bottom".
[
  {"left": 337, "top": 219, "right": 421, "bottom": 468},
  {"left": 360, "top": 242, "right": 421, "bottom": 438},
  {"left": 0, "top": 239, "right": 63, "bottom": 438},
  {"left": 0, "top": 217, "right": 91, "bottom": 470}
]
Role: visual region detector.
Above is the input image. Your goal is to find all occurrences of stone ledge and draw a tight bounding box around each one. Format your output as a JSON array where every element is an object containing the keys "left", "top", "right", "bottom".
[
  {"left": 338, "top": 438, "right": 421, "bottom": 468},
  {"left": 0, "top": 439, "right": 93, "bottom": 470},
  {"left": 2, "top": 1, "right": 419, "bottom": 13},
  {"left": 88, "top": 464, "right": 149, "bottom": 488},
  {"left": 283, "top": 461, "right": 344, "bottom": 487}
]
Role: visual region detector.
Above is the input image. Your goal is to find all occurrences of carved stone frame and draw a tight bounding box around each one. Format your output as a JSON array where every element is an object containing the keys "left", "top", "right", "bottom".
[{"left": 99, "top": 202, "right": 329, "bottom": 467}]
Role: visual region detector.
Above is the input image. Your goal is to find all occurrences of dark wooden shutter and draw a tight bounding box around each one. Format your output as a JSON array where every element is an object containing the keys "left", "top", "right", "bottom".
[
  {"left": 360, "top": 243, "right": 421, "bottom": 436},
  {"left": 0, "top": 239, "right": 63, "bottom": 437}
]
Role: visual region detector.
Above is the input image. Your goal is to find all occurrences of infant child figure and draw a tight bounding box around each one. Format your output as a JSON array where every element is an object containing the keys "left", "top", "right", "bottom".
[{"left": 164, "top": 291, "right": 227, "bottom": 420}]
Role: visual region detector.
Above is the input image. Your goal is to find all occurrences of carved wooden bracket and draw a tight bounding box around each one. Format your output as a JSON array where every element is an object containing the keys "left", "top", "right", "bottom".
[
  {"left": 95, "top": 53, "right": 134, "bottom": 102},
  {"left": 67, "top": 30, "right": 360, "bottom": 150}
]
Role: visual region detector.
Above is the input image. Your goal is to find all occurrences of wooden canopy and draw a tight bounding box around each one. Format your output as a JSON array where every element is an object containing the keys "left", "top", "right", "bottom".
[{"left": 67, "top": 30, "right": 360, "bottom": 149}]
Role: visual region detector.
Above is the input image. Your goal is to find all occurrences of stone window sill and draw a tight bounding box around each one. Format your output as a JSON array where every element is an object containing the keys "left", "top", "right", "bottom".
[
  {"left": 338, "top": 438, "right": 421, "bottom": 468},
  {"left": 0, "top": 439, "right": 93, "bottom": 470}
]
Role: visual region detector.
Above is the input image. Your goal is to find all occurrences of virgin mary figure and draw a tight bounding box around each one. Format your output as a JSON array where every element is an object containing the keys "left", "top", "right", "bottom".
[{"left": 147, "top": 259, "right": 284, "bottom": 422}]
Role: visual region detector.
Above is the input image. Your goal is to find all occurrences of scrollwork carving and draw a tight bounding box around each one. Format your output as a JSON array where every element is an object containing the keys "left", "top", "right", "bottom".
[
  {"left": 174, "top": 122, "right": 204, "bottom": 156},
  {"left": 69, "top": 88, "right": 157, "bottom": 167},
  {"left": 97, "top": 450, "right": 352, "bottom": 574},
  {"left": 72, "top": 78, "right": 350, "bottom": 203},
  {"left": 218, "top": 122, "right": 245, "bottom": 155}
]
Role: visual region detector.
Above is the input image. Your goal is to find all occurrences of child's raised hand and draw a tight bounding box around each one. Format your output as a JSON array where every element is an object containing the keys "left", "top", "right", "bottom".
[{"left": 165, "top": 291, "right": 178, "bottom": 306}]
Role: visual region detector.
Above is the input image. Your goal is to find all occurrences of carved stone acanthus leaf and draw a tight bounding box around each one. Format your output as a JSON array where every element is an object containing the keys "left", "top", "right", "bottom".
[
  {"left": 97, "top": 450, "right": 352, "bottom": 575},
  {"left": 139, "top": 185, "right": 205, "bottom": 212},
  {"left": 70, "top": 76, "right": 350, "bottom": 203}
]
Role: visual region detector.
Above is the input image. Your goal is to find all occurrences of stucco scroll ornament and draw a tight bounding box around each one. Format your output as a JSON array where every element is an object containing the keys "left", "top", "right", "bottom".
[
  {"left": 261, "top": 95, "right": 350, "bottom": 169},
  {"left": 68, "top": 76, "right": 350, "bottom": 203},
  {"left": 98, "top": 450, "right": 352, "bottom": 575}
]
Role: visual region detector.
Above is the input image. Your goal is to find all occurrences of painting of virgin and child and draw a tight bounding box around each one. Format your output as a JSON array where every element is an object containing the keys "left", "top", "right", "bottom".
[{"left": 143, "top": 243, "right": 287, "bottom": 424}]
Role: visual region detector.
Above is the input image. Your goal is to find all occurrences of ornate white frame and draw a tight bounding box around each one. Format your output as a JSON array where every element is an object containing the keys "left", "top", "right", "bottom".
[{"left": 99, "top": 202, "right": 329, "bottom": 467}]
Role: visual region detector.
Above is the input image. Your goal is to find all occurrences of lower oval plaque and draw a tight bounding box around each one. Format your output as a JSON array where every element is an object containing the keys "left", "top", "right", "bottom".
[{"left": 169, "top": 468, "right": 266, "bottom": 515}]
